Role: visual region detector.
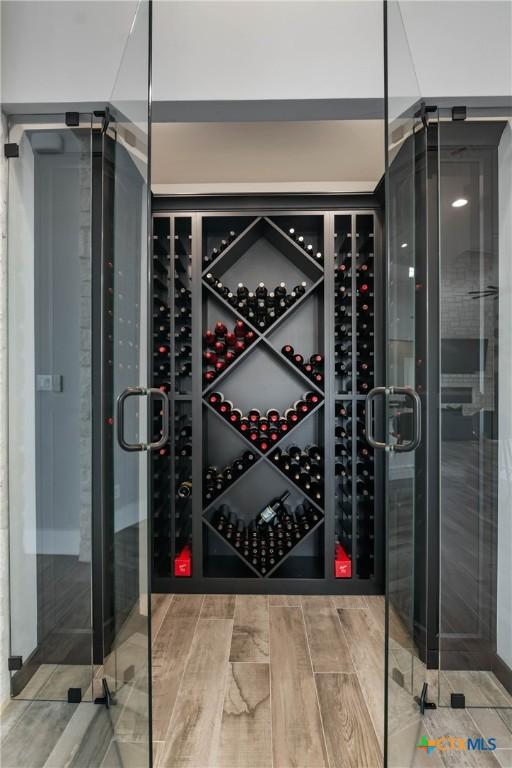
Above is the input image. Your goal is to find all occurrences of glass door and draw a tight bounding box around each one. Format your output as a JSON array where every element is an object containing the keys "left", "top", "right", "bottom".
[
  {"left": 381, "top": 2, "right": 438, "bottom": 765},
  {"left": 99, "top": 1, "right": 157, "bottom": 764},
  {"left": 7, "top": 114, "right": 96, "bottom": 702}
]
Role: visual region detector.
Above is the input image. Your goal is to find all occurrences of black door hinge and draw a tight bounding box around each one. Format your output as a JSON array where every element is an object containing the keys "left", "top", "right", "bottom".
[
  {"left": 4, "top": 143, "right": 19, "bottom": 159},
  {"left": 451, "top": 692, "right": 465, "bottom": 709},
  {"left": 68, "top": 687, "right": 82, "bottom": 703},
  {"left": 65, "top": 112, "right": 80, "bottom": 127},
  {"left": 94, "top": 107, "right": 111, "bottom": 135},
  {"left": 94, "top": 677, "right": 116, "bottom": 708},
  {"left": 8, "top": 656, "right": 23, "bottom": 671},
  {"left": 415, "top": 682, "right": 437, "bottom": 714},
  {"left": 414, "top": 101, "right": 438, "bottom": 129},
  {"left": 452, "top": 106, "right": 467, "bottom": 122}
]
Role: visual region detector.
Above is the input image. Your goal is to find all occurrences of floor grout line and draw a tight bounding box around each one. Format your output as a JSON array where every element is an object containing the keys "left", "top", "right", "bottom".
[
  {"left": 209, "top": 608, "right": 236, "bottom": 768},
  {"left": 266, "top": 594, "right": 274, "bottom": 768},
  {"left": 334, "top": 601, "right": 384, "bottom": 756},
  {"left": 157, "top": 595, "right": 206, "bottom": 767},
  {"left": 300, "top": 598, "right": 332, "bottom": 768}
]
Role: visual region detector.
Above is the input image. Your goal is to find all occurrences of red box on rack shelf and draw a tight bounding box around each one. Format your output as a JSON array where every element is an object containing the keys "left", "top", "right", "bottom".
[
  {"left": 174, "top": 545, "right": 192, "bottom": 577},
  {"left": 335, "top": 543, "right": 351, "bottom": 578}
]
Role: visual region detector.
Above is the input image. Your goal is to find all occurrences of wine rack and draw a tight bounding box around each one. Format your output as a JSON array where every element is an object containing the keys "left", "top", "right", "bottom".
[{"left": 151, "top": 203, "right": 383, "bottom": 594}]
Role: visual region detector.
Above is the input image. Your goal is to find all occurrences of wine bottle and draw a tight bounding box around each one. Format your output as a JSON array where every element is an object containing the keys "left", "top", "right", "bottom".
[
  {"left": 234, "top": 319, "right": 247, "bottom": 337},
  {"left": 237, "top": 283, "right": 249, "bottom": 301},
  {"left": 255, "top": 282, "right": 267, "bottom": 299},
  {"left": 177, "top": 481, "right": 192, "bottom": 498},
  {"left": 256, "top": 490, "right": 290, "bottom": 527},
  {"left": 248, "top": 409, "right": 260, "bottom": 423}
]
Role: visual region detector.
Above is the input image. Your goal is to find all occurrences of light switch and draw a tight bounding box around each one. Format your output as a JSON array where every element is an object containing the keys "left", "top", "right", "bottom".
[{"left": 36, "top": 374, "right": 63, "bottom": 392}]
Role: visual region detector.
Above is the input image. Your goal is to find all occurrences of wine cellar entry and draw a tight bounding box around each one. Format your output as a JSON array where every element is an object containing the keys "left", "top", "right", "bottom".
[{"left": 151, "top": 203, "right": 383, "bottom": 594}]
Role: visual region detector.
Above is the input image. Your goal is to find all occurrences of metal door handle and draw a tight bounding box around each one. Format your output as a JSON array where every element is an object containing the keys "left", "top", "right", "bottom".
[
  {"left": 116, "top": 387, "right": 169, "bottom": 452},
  {"left": 365, "top": 386, "right": 421, "bottom": 452}
]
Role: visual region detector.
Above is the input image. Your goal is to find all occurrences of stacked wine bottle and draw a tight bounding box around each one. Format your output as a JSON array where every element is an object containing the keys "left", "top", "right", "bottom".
[
  {"left": 203, "top": 449, "right": 257, "bottom": 505},
  {"left": 203, "top": 320, "right": 256, "bottom": 385},
  {"left": 204, "top": 274, "right": 309, "bottom": 332},
  {"left": 203, "top": 228, "right": 238, "bottom": 267},
  {"left": 206, "top": 390, "right": 323, "bottom": 452},
  {"left": 174, "top": 229, "right": 192, "bottom": 392},
  {"left": 335, "top": 248, "right": 353, "bottom": 393},
  {"left": 212, "top": 490, "right": 322, "bottom": 576},
  {"left": 284, "top": 225, "right": 323, "bottom": 265},
  {"left": 356, "top": 401, "right": 375, "bottom": 577},
  {"left": 355, "top": 220, "right": 375, "bottom": 394},
  {"left": 269, "top": 445, "right": 324, "bottom": 504},
  {"left": 174, "top": 406, "right": 193, "bottom": 558},
  {"left": 281, "top": 345, "right": 324, "bottom": 387},
  {"left": 152, "top": 221, "right": 172, "bottom": 569}
]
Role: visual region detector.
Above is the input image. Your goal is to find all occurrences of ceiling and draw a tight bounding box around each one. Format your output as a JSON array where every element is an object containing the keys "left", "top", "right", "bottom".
[{"left": 151, "top": 120, "right": 385, "bottom": 194}]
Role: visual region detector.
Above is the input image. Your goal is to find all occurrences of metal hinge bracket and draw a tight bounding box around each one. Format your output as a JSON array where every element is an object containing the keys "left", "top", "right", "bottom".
[{"left": 4, "top": 143, "right": 19, "bottom": 159}]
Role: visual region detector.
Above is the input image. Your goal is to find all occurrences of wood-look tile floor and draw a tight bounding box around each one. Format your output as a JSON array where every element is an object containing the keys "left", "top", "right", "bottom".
[
  {"left": 154, "top": 594, "right": 382, "bottom": 768},
  {"left": 2, "top": 594, "right": 511, "bottom": 768}
]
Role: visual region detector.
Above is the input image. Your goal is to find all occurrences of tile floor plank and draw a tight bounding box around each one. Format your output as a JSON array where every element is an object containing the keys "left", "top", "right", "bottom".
[
  {"left": 424, "top": 707, "right": 502, "bottom": 767},
  {"left": 159, "top": 618, "right": 233, "bottom": 768},
  {"left": 230, "top": 596, "right": 269, "bottom": 663},
  {"left": 337, "top": 607, "right": 386, "bottom": 743},
  {"left": 215, "top": 662, "right": 272, "bottom": 768},
  {"left": 200, "top": 595, "right": 236, "bottom": 619},
  {"left": 268, "top": 595, "right": 302, "bottom": 607},
  {"left": 331, "top": 596, "right": 367, "bottom": 610},
  {"left": 301, "top": 596, "right": 354, "bottom": 673},
  {"left": 42, "top": 703, "right": 113, "bottom": 767},
  {"left": 152, "top": 594, "right": 174, "bottom": 641},
  {"left": 269, "top": 606, "right": 329, "bottom": 768},
  {"left": 315, "top": 672, "right": 382, "bottom": 768},
  {"left": 152, "top": 596, "right": 204, "bottom": 742},
  {"left": 0, "top": 701, "right": 75, "bottom": 768}
]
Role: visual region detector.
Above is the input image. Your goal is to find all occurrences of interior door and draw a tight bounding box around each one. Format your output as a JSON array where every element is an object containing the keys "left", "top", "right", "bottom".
[
  {"left": 99, "top": 2, "right": 158, "bottom": 765},
  {"left": 381, "top": 2, "right": 436, "bottom": 765}
]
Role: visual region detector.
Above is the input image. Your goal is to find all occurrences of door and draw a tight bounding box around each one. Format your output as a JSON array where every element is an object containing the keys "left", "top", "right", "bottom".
[
  {"left": 7, "top": 114, "right": 96, "bottom": 701},
  {"left": 379, "top": 2, "right": 437, "bottom": 764},
  {"left": 99, "top": 1, "right": 159, "bottom": 764}
]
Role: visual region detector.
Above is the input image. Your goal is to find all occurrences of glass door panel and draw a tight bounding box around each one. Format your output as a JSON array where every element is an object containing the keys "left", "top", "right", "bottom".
[
  {"left": 384, "top": 2, "right": 434, "bottom": 764},
  {"left": 7, "top": 116, "right": 95, "bottom": 701},
  {"left": 437, "top": 119, "right": 512, "bottom": 710},
  {"left": 100, "top": 0, "right": 153, "bottom": 764}
]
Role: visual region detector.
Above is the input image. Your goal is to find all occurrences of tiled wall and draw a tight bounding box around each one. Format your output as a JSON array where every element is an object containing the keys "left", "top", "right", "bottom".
[{"left": 440, "top": 251, "right": 496, "bottom": 412}]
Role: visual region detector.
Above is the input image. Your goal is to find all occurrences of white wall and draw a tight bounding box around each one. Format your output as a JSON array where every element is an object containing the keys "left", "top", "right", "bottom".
[
  {"left": 498, "top": 121, "right": 512, "bottom": 670},
  {"left": 152, "top": 1, "right": 383, "bottom": 103},
  {"left": 400, "top": 1, "right": 512, "bottom": 102},
  {"left": 0, "top": 5, "right": 10, "bottom": 706},
  {"left": 2, "top": 1, "right": 510, "bottom": 115},
  {"left": 1, "top": 0, "right": 138, "bottom": 108}
]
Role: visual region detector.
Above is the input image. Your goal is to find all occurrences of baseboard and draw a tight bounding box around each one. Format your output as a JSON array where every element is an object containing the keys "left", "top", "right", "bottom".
[{"left": 492, "top": 651, "right": 512, "bottom": 696}]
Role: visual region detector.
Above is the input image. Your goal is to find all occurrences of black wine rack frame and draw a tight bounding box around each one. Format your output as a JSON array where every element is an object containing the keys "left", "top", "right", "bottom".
[{"left": 151, "top": 202, "right": 384, "bottom": 595}]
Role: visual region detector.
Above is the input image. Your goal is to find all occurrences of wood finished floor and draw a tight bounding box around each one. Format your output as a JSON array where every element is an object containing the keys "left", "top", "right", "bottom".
[
  {"left": 2, "top": 594, "right": 511, "bottom": 768},
  {"left": 154, "top": 594, "right": 382, "bottom": 768}
]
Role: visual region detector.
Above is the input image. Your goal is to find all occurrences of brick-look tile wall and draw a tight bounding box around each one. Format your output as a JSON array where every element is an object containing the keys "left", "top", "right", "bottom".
[
  {"left": 78, "top": 155, "right": 92, "bottom": 563},
  {"left": 440, "top": 254, "right": 497, "bottom": 411}
]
